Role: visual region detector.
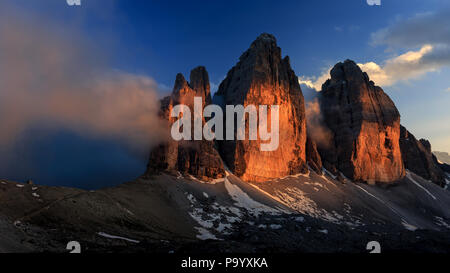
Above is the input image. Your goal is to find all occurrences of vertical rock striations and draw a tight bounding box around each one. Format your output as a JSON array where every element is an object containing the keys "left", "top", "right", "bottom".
[
  {"left": 214, "top": 33, "right": 308, "bottom": 182},
  {"left": 319, "top": 60, "right": 405, "bottom": 183},
  {"left": 146, "top": 66, "right": 225, "bottom": 181},
  {"left": 306, "top": 137, "right": 323, "bottom": 174}
]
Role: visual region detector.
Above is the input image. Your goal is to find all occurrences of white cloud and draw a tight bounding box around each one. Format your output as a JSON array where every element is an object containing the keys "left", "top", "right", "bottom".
[
  {"left": 357, "top": 44, "right": 442, "bottom": 86},
  {"left": 299, "top": 45, "right": 439, "bottom": 90},
  {"left": 300, "top": 45, "right": 443, "bottom": 90},
  {"left": 366, "top": 8, "right": 450, "bottom": 86},
  {"left": 370, "top": 9, "right": 450, "bottom": 49},
  {"left": 298, "top": 69, "right": 330, "bottom": 91},
  {"left": 300, "top": 8, "right": 450, "bottom": 90}
]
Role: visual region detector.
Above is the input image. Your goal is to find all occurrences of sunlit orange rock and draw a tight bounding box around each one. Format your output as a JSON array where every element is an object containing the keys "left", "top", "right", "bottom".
[
  {"left": 306, "top": 136, "right": 322, "bottom": 175},
  {"left": 215, "top": 33, "right": 308, "bottom": 182},
  {"left": 319, "top": 60, "right": 405, "bottom": 183},
  {"left": 146, "top": 66, "right": 225, "bottom": 181}
]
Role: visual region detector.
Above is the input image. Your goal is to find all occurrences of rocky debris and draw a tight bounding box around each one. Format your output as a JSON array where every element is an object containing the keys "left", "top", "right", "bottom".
[
  {"left": 146, "top": 66, "right": 225, "bottom": 181},
  {"left": 319, "top": 60, "right": 405, "bottom": 183},
  {"left": 306, "top": 137, "right": 322, "bottom": 174},
  {"left": 2, "top": 162, "right": 450, "bottom": 253},
  {"left": 399, "top": 125, "right": 446, "bottom": 187},
  {"left": 214, "top": 33, "right": 308, "bottom": 182}
]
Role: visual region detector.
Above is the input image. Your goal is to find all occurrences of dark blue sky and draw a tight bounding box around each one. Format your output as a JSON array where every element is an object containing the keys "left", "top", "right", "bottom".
[
  {"left": 2, "top": 0, "right": 449, "bottom": 188},
  {"left": 12, "top": 0, "right": 445, "bottom": 86}
]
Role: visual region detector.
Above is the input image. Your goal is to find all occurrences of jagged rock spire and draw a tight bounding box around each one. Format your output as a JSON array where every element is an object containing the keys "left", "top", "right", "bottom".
[
  {"left": 147, "top": 66, "right": 225, "bottom": 181},
  {"left": 215, "top": 33, "right": 308, "bottom": 182}
]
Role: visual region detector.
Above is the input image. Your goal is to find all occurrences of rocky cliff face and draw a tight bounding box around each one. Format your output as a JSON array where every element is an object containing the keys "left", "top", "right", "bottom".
[
  {"left": 214, "top": 33, "right": 308, "bottom": 182},
  {"left": 319, "top": 60, "right": 405, "bottom": 183},
  {"left": 146, "top": 66, "right": 225, "bottom": 181},
  {"left": 399, "top": 125, "right": 446, "bottom": 187},
  {"left": 306, "top": 137, "right": 323, "bottom": 175}
]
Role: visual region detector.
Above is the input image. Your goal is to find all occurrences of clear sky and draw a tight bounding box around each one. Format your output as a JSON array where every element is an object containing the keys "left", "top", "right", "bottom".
[{"left": 1, "top": 0, "right": 449, "bottom": 188}]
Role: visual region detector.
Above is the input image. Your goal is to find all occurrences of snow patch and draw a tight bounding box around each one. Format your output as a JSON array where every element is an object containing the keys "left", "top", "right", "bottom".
[
  {"left": 304, "top": 181, "right": 329, "bottom": 191},
  {"left": 406, "top": 171, "right": 437, "bottom": 200},
  {"left": 195, "top": 227, "right": 218, "bottom": 240},
  {"left": 275, "top": 171, "right": 310, "bottom": 181},
  {"left": 402, "top": 221, "right": 418, "bottom": 231},
  {"left": 269, "top": 187, "right": 341, "bottom": 224},
  {"left": 434, "top": 216, "right": 450, "bottom": 229},
  {"left": 224, "top": 178, "right": 279, "bottom": 216},
  {"left": 16, "top": 184, "right": 25, "bottom": 188},
  {"left": 322, "top": 168, "right": 337, "bottom": 179},
  {"left": 354, "top": 184, "right": 404, "bottom": 218},
  {"left": 97, "top": 232, "right": 140, "bottom": 243},
  {"left": 270, "top": 224, "right": 282, "bottom": 229},
  {"left": 188, "top": 207, "right": 216, "bottom": 229},
  {"left": 188, "top": 175, "right": 225, "bottom": 184},
  {"left": 186, "top": 192, "right": 237, "bottom": 239},
  {"left": 318, "top": 229, "right": 328, "bottom": 234},
  {"left": 113, "top": 202, "right": 135, "bottom": 216}
]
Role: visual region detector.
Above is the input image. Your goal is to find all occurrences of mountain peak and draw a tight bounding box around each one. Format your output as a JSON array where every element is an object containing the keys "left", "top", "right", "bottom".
[
  {"left": 215, "top": 33, "right": 308, "bottom": 182},
  {"left": 249, "top": 33, "right": 278, "bottom": 51},
  {"left": 328, "top": 59, "right": 367, "bottom": 84},
  {"left": 147, "top": 66, "right": 225, "bottom": 181},
  {"left": 189, "top": 66, "right": 211, "bottom": 105},
  {"left": 320, "top": 60, "right": 405, "bottom": 183},
  {"left": 254, "top": 33, "right": 277, "bottom": 43},
  {"left": 174, "top": 73, "right": 188, "bottom": 91},
  {"left": 235, "top": 33, "right": 281, "bottom": 64}
]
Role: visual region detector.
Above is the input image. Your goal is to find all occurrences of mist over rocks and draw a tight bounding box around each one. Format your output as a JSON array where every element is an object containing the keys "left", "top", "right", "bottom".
[
  {"left": 146, "top": 34, "right": 446, "bottom": 189},
  {"left": 318, "top": 60, "right": 405, "bottom": 183},
  {"left": 146, "top": 66, "right": 225, "bottom": 181},
  {"left": 214, "top": 33, "right": 308, "bottom": 182}
]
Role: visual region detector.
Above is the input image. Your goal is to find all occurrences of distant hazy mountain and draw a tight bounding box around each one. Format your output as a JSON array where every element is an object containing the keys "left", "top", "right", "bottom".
[{"left": 434, "top": 151, "right": 450, "bottom": 164}]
